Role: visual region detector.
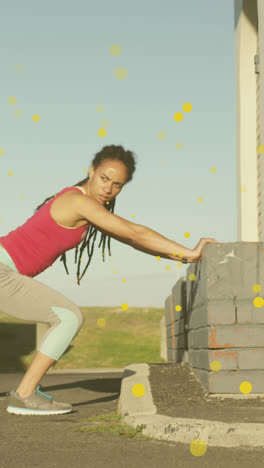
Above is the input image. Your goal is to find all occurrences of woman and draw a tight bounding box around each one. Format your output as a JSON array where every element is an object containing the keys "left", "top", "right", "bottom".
[{"left": 0, "top": 144, "right": 218, "bottom": 416}]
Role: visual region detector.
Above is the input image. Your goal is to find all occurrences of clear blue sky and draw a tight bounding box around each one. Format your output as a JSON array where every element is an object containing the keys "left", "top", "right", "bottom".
[{"left": 0, "top": 0, "right": 236, "bottom": 308}]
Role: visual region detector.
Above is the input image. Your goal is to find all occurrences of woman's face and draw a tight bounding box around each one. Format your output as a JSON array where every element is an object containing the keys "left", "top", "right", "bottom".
[{"left": 86, "top": 159, "right": 128, "bottom": 204}]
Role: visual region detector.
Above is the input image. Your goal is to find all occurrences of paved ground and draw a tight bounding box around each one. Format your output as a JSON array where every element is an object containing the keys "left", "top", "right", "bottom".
[{"left": 1, "top": 370, "right": 264, "bottom": 468}]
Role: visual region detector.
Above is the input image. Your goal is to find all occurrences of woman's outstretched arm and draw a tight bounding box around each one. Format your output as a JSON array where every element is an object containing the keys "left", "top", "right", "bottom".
[
  {"left": 104, "top": 226, "right": 195, "bottom": 263},
  {"left": 73, "top": 193, "right": 213, "bottom": 263},
  {"left": 130, "top": 224, "right": 193, "bottom": 262}
]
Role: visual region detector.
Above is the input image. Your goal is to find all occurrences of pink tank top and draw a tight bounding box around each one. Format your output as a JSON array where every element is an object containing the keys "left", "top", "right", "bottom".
[{"left": 0, "top": 186, "right": 89, "bottom": 277}]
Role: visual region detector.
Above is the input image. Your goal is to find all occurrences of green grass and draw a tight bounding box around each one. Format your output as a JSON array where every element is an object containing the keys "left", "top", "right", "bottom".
[
  {"left": 0, "top": 306, "right": 166, "bottom": 370},
  {"left": 72, "top": 411, "right": 156, "bottom": 441}
]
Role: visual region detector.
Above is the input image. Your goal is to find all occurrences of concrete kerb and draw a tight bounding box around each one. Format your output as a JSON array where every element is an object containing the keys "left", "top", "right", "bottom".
[
  {"left": 14, "top": 364, "right": 264, "bottom": 448},
  {"left": 118, "top": 363, "right": 264, "bottom": 449}
]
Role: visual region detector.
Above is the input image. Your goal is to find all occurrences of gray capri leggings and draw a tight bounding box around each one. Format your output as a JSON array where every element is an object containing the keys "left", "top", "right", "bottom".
[{"left": 0, "top": 246, "right": 84, "bottom": 361}]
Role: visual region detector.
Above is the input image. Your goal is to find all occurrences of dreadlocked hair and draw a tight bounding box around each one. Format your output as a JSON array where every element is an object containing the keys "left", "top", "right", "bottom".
[{"left": 34, "top": 144, "right": 137, "bottom": 285}]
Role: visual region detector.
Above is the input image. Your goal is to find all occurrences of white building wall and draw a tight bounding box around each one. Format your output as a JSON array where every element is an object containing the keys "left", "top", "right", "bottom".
[
  {"left": 257, "top": 0, "right": 264, "bottom": 240},
  {"left": 234, "top": 0, "right": 259, "bottom": 241}
]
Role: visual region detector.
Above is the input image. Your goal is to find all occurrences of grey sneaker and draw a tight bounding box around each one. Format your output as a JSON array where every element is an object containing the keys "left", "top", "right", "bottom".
[{"left": 6, "top": 384, "right": 73, "bottom": 415}]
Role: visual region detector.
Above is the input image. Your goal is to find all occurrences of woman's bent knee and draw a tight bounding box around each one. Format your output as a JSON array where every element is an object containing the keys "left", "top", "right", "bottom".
[{"left": 38, "top": 305, "right": 84, "bottom": 361}]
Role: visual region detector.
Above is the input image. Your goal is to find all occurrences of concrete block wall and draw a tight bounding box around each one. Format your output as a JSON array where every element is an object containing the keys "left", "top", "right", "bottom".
[
  {"left": 160, "top": 316, "right": 168, "bottom": 362},
  {"left": 164, "top": 242, "right": 264, "bottom": 394},
  {"left": 165, "top": 275, "right": 188, "bottom": 365}
]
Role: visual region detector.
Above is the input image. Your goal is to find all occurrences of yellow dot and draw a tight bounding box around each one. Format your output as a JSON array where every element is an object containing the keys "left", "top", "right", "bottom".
[
  {"left": 122, "top": 278, "right": 126, "bottom": 283},
  {"left": 0, "top": 149, "right": 4, "bottom": 156},
  {"left": 110, "top": 258, "right": 113, "bottom": 261},
  {"left": 210, "top": 166, "right": 217, "bottom": 174},
  {"left": 8, "top": 96, "right": 17, "bottom": 105},
  {"left": 77, "top": 197, "right": 83, "bottom": 202},
  {"left": 132, "top": 383, "right": 145, "bottom": 397},
  {"left": 32, "top": 114, "right": 40, "bottom": 122},
  {"left": 20, "top": 195, "right": 23, "bottom": 199},
  {"left": 156, "top": 256, "right": 160, "bottom": 260},
  {"left": 189, "top": 439, "right": 207, "bottom": 457},
  {"left": 178, "top": 252, "right": 184, "bottom": 258},
  {"left": 172, "top": 251, "right": 177, "bottom": 256},
  {"left": 177, "top": 262, "right": 182, "bottom": 268},
  {"left": 173, "top": 112, "right": 183, "bottom": 122},
  {"left": 121, "top": 303, "right": 128, "bottom": 311},
  {"left": 113, "top": 270, "right": 117, "bottom": 274},
  {"left": 197, "top": 196, "right": 204, "bottom": 203},
  {"left": 14, "top": 64, "right": 24, "bottom": 74},
  {"left": 175, "top": 305, "right": 182, "bottom": 312},
  {"left": 253, "top": 284, "right": 261, "bottom": 293},
  {"left": 8, "top": 171, "right": 13, "bottom": 176},
  {"left": 182, "top": 102, "right": 192, "bottom": 113},
  {"left": 253, "top": 297, "right": 264, "bottom": 308},
  {"left": 189, "top": 273, "right": 196, "bottom": 281},
  {"left": 240, "top": 185, "right": 247, "bottom": 193},
  {"left": 176, "top": 142, "right": 183, "bottom": 149},
  {"left": 14, "top": 109, "right": 22, "bottom": 118},
  {"left": 101, "top": 119, "right": 110, "bottom": 128},
  {"left": 54, "top": 194, "right": 57, "bottom": 197},
  {"left": 114, "top": 67, "right": 127, "bottom": 80},
  {"left": 84, "top": 168, "right": 88, "bottom": 174},
  {"left": 165, "top": 265, "right": 171, "bottom": 271},
  {"left": 97, "top": 317, "right": 106, "bottom": 328},
  {"left": 257, "top": 144, "right": 264, "bottom": 154},
  {"left": 0, "top": 218, "right": 3, "bottom": 222},
  {"left": 98, "top": 128, "right": 107, "bottom": 137},
  {"left": 106, "top": 201, "right": 109, "bottom": 204},
  {"left": 240, "top": 381, "right": 252, "bottom": 394},
  {"left": 210, "top": 360, "right": 221, "bottom": 371},
  {"left": 158, "top": 131, "right": 166, "bottom": 139},
  {"left": 131, "top": 214, "right": 135, "bottom": 218},
  {"left": 96, "top": 105, "right": 104, "bottom": 112},
  {"left": 184, "top": 232, "right": 190, "bottom": 238},
  {"left": 110, "top": 44, "right": 122, "bottom": 56},
  {"left": 148, "top": 232, "right": 152, "bottom": 236},
  {"left": 80, "top": 257, "right": 82, "bottom": 261}
]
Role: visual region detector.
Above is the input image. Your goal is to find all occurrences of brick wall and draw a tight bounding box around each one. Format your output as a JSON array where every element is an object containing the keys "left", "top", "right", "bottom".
[{"left": 164, "top": 242, "right": 264, "bottom": 394}]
